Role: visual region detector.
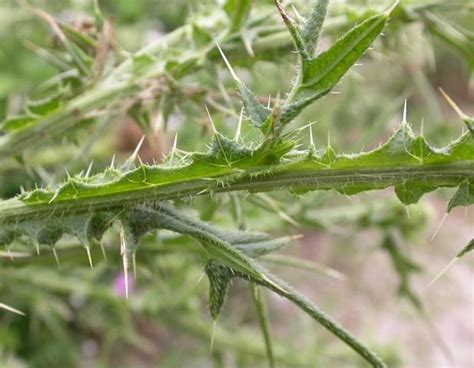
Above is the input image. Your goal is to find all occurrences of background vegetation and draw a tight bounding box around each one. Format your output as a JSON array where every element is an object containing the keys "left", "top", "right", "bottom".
[{"left": 0, "top": 0, "right": 472, "bottom": 367}]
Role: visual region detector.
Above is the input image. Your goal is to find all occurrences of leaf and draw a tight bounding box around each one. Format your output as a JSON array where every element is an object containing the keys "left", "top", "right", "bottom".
[
  {"left": 457, "top": 239, "right": 474, "bottom": 258},
  {"left": 217, "top": 44, "right": 271, "bottom": 128},
  {"left": 381, "top": 234, "right": 423, "bottom": 310},
  {"left": 422, "top": 11, "right": 474, "bottom": 73},
  {"left": 205, "top": 261, "right": 234, "bottom": 320},
  {"left": 0, "top": 115, "right": 36, "bottom": 132},
  {"left": 224, "top": 0, "right": 252, "bottom": 32},
  {"left": 26, "top": 91, "right": 63, "bottom": 116},
  {"left": 301, "top": 0, "right": 330, "bottom": 56},
  {"left": 448, "top": 180, "right": 473, "bottom": 212},
  {"left": 282, "top": 10, "right": 391, "bottom": 123},
  {"left": 274, "top": 0, "right": 309, "bottom": 58}
]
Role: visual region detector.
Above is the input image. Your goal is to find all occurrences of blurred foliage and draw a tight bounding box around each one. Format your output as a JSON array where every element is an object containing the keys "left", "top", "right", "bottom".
[{"left": 0, "top": 0, "right": 472, "bottom": 367}]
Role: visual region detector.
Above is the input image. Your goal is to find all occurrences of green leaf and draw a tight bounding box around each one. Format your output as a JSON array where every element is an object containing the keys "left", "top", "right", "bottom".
[
  {"left": 217, "top": 44, "right": 271, "bottom": 128},
  {"left": 448, "top": 180, "right": 473, "bottom": 212},
  {"left": 26, "top": 91, "right": 63, "bottom": 116},
  {"left": 456, "top": 239, "right": 474, "bottom": 258},
  {"left": 381, "top": 234, "right": 423, "bottom": 310},
  {"left": 0, "top": 115, "right": 36, "bottom": 132},
  {"left": 205, "top": 261, "right": 234, "bottom": 320},
  {"left": 282, "top": 11, "right": 390, "bottom": 123},
  {"left": 301, "top": 0, "right": 330, "bottom": 56},
  {"left": 274, "top": 0, "right": 309, "bottom": 58},
  {"left": 421, "top": 11, "right": 474, "bottom": 73},
  {"left": 224, "top": 0, "right": 252, "bottom": 32}
]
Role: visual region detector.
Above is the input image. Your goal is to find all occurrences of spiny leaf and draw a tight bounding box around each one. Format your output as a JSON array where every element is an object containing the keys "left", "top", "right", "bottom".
[
  {"left": 301, "top": 0, "right": 330, "bottom": 56},
  {"left": 217, "top": 44, "right": 271, "bottom": 128},
  {"left": 274, "top": 0, "right": 309, "bottom": 59},
  {"left": 282, "top": 9, "right": 392, "bottom": 123},
  {"left": 457, "top": 239, "right": 474, "bottom": 258},
  {"left": 448, "top": 180, "right": 473, "bottom": 212},
  {"left": 34, "top": 8, "right": 92, "bottom": 76},
  {"left": 205, "top": 261, "right": 234, "bottom": 320}
]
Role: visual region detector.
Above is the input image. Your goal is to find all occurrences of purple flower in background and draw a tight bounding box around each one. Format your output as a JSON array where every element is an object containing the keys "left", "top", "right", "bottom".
[{"left": 113, "top": 272, "right": 134, "bottom": 297}]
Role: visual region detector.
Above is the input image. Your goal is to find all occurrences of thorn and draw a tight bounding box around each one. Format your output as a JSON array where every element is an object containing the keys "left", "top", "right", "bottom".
[
  {"left": 289, "top": 234, "right": 304, "bottom": 241},
  {"left": 290, "top": 4, "right": 304, "bottom": 23},
  {"left": 131, "top": 135, "right": 146, "bottom": 161},
  {"left": 85, "top": 245, "right": 94, "bottom": 269},
  {"left": 6, "top": 246, "right": 14, "bottom": 262},
  {"left": 261, "top": 273, "right": 287, "bottom": 295},
  {"left": 110, "top": 154, "right": 116, "bottom": 168},
  {"left": 136, "top": 154, "right": 144, "bottom": 167},
  {"left": 0, "top": 303, "right": 25, "bottom": 316},
  {"left": 216, "top": 43, "right": 239, "bottom": 81},
  {"left": 267, "top": 94, "right": 272, "bottom": 109},
  {"left": 327, "top": 130, "right": 331, "bottom": 147},
  {"left": 205, "top": 105, "right": 218, "bottom": 134},
  {"left": 169, "top": 133, "right": 178, "bottom": 163},
  {"left": 439, "top": 88, "right": 465, "bottom": 119},
  {"left": 209, "top": 320, "right": 217, "bottom": 354},
  {"left": 235, "top": 108, "right": 243, "bottom": 142},
  {"left": 85, "top": 160, "right": 94, "bottom": 177},
  {"left": 241, "top": 33, "right": 255, "bottom": 58},
  {"left": 48, "top": 190, "right": 59, "bottom": 204},
  {"left": 439, "top": 87, "right": 473, "bottom": 133},
  {"left": 427, "top": 257, "right": 458, "bottom": 289},
  {"left": 385, "top": 0, "right": 400, "bottom": 16},
  {"left": 309, "top": 125, "right": 315, "bottom": 147},
  {"left": 195, "top": 271, "right": 205, "bottom": 287},
  {"left": 120, "top": 225, "right": 129, "bottom": 299},
  {"left": 34, "top": 242, "right": 40, "bottom": 255},
  {"left": 51, "top": 247, "right": 60, "bottom": 266},
  {"left": 402, "top": 99, "right": 408, "bottom": 124},
  {"left": 122, "top": 254, "right": 129, "bottom": 300},
  {"left": 20, "top": 186, "right": 25, "bottom": 194},
  {"left": 405, "top": 206, "right": 411, "bottom": 220},
  {"left": 430, "top": 213, "right": 448, "bottom": 242},
  {"left": 100, "top": 242, "right": 107, "bottom": 261},
  {"left": 132, "top": 252, "right": 137, "bottom": 280}
]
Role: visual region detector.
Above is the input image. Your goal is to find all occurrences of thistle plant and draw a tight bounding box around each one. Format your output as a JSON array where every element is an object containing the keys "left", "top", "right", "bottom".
[{"left": 0, "top": 0, "right": 473, "bottom": 367}]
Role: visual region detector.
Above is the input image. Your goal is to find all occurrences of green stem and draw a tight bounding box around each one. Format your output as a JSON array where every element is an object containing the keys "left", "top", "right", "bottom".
[{"left": 1, "top": 161, "right": 471, "bottom": 223}]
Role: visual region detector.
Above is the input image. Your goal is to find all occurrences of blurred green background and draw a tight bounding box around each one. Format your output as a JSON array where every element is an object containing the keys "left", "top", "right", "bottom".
[{"left": 0, "top": 0, "right": 472, "bottom": 367}]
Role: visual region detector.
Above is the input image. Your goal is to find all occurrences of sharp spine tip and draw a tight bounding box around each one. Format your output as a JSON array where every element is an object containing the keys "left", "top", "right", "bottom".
[
  {"left": 85, "top": 245, "right": 94, "bottom": 269},
  {"left": 235, "top": 108, "right": 244, "bottom": 142},
  {"left": 402, "top": 99, "right": 408, "bottom": 124},
  {"left": 205, "top": 105, "right": 218, "bottom": 134},
  {"left": 216, "top": 42, "right": 239, "bottom": 81}
]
